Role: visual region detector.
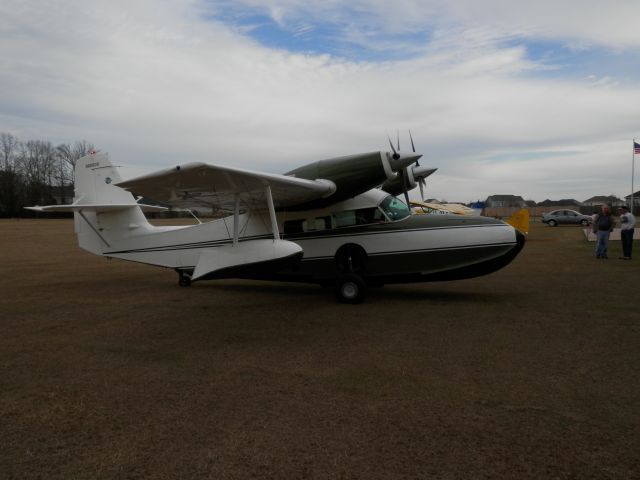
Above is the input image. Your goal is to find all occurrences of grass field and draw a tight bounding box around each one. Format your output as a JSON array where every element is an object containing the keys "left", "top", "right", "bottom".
[{"left": 1, "top": 219, "right": 639, "bottom": 479}]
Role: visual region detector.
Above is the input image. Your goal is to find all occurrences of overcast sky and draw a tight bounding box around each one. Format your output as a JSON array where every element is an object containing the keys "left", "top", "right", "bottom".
[{"left": 1, "top": 0, "right": 639, "bottom": 202}]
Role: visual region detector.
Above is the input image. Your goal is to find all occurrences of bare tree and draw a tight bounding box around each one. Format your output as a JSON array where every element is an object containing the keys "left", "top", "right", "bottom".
[
  {"left": 16, "top": 140, "right": 57, "bottom": 205},
  {"left": 1, "top": 132, "right": 19, "bottom": 171},
  {"left": 1, "top": 132, "right": 95, "bottom": 216},
  {"left": 56, "top": 139, "right": 94, "bottom": 184},
  {"left": 0, "top": 133, "right": 22, "bottom": 216}
]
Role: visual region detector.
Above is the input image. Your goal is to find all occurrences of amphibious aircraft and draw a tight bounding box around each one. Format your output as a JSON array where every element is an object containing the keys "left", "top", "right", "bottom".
[{"left": 28, "top": 141, "right": 525, "bottom": 303}]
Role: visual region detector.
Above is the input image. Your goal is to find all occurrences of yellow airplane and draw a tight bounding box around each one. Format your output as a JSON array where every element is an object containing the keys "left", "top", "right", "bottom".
[
  {"left": 410, "top": 200, "right": 475, "bottom": 216},
  {"left": 440, "top": 203, "right": 476, "bottom": 216},
  {"left": 413, "top": 200, "right": 529, "bottom": 235},
  {"left": 410, "top": 200, "right": 457, "bottom": 215}
]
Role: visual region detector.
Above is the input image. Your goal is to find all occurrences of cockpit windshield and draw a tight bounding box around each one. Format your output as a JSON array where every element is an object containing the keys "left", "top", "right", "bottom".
[{"left": 380, "top": 195, "right": 411, "bottom": 221}]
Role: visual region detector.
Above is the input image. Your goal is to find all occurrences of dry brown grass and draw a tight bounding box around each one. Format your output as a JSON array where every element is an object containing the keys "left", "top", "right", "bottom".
[{"left": 1, "top": 219, "right": 639, "bottom": 479}]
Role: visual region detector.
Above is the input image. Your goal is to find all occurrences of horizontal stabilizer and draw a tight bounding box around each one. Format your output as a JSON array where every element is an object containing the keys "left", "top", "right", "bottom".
[
  {"left": 25, "top": 203, "right": 167, "bottom": 213},
  {"left": 191, "top": 239, "right": 303, "bottom": 281}
]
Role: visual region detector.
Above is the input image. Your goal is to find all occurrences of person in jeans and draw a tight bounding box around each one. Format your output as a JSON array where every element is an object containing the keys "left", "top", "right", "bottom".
[
  {"left": 618, "top": 205, "right": 635, "bottom": 260},
  {"left": 593, "top": 204, "right": 615, "bottom": 259}
]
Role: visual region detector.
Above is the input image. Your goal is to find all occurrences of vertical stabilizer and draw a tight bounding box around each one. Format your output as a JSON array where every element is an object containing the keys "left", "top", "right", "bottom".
[{"left": 73, "top": 153, "right": 151, "bottom": 254}]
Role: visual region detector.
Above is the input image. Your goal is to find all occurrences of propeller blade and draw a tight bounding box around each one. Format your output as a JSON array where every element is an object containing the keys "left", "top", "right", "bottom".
[
  {"left": 409, "top": 130, "right": 419, "bottom": 166},
  {"left": 401, "top": 168, "right": 411, "bottom": 207},
  {"left": 397, "top": 130, "right": 400, "bottom": 151},
  {"left": 387, "top": 136, "right": 400, "bottom": 159},
  {"left": 419, "top": 178, "right": 425, "bottom": 201}
]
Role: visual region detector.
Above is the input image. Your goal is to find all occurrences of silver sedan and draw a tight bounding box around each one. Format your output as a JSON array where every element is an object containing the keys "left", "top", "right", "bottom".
[{"left": 541, "top": 209, "right": 592, "bottom": 227}]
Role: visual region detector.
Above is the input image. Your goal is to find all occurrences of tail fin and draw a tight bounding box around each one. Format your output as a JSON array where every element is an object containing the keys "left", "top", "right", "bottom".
[
  {"left": 71, "top": 152, "right": 148, "bottom": 254},
  {"left": 506, "top": 208, "right": 530, "bottom": 235},
  {"left": 27, "top": 152, "right": 165, "bottom": 255}
]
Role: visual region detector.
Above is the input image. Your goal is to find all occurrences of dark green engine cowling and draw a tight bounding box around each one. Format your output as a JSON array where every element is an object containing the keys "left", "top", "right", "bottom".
[{"left": 285, "top": 151, "right": 421, "bottom": 210}]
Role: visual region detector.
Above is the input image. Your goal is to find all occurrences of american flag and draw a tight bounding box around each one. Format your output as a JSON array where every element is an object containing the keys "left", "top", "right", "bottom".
[{"left": 635, "top": 141, "right": 640, "bottom": 155}]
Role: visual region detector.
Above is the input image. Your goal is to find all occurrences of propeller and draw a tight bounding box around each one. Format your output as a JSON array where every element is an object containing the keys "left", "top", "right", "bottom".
[
  {"left": 387, "top": 136, "right": 400, "bottom": 160},
  {"left": 413, "top": 165, "right": 437, "bottom": 201},
  {"left": 400, "top": 165, "right": 411, "bottom": 207},
  {"left": 381, "top": 131, "right": 435, "bottom": 203},
  {"left": 409, "top": 130, "right": 428, "bottom": 200},
  {"left": 390, "top": 130, "right": 413, "bottom": 207},
  {"left": 409, "top": 130, "right": 416, "bottom": 155}
]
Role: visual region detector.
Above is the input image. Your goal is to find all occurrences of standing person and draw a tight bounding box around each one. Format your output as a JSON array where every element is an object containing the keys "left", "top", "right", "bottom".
[
  {"left": 593, "top": 205, "right": 615, "bottom": 259},
  {"left": 618, "top": 205, "right": 636, "bottom": 260}
]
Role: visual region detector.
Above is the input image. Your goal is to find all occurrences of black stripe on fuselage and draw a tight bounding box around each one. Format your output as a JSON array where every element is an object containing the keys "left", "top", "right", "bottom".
[
  {"left": 104, "top": 223, "right": 509, "bottom": 255},
  {"left": 104, "top": 233, "right": 273, "bottom": 254},
  {"left": 299, "top": 241, "right": 517, "bottom": 262}
]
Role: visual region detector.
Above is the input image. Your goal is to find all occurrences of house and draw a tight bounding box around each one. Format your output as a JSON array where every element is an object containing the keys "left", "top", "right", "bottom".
[
  {"left": 484, "top": 195, "right": 526, "bottom": 208},
  {"left": 537, "top": 198, "right": 582, "bottom": 207},
  {"left": 623, "top": 191, "right": 640, "bottom": 208},
  {"left": 582, "top": 195, "right": 625, "bottom": 207}
]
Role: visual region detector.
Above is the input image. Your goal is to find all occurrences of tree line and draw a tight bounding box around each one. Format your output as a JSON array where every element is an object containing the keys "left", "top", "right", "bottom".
[{"left": 0, "top": 132, "right": 94, "bottom": 217}]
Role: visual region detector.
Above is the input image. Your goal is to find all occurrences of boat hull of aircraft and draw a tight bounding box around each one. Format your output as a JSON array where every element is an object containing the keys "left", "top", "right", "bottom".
[
  {"left": 101, "top": 203, "right": 524, "bottom": 286},
  {"left": 281, "top": 218, "right": 525, "bottom": 285}
]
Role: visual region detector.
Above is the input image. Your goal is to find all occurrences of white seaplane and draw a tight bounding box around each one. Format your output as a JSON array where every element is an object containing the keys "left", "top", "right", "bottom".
[{"left": 28, "top": 141, "right": 524, "bottom": 303}]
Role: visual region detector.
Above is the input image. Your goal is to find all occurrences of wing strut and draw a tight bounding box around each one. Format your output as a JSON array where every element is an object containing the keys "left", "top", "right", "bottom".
[
  {"left": 78, "top": 210, "right": 111, "bottom": 247},
  {"left": 190, "top": 184, "right": 302, "bottom": 281},
  {"left": 265, "top": 185, "right": 280, "bottom": 240},
  {"left": 233, "top": 193, "right": 240, "bottom": 247}
]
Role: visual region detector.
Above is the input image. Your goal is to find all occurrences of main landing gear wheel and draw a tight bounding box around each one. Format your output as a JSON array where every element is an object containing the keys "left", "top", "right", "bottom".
[
  {"left": 177, "top": 271, "right": 192, "bottom": 287},
  {"left": 335, "top": 273, "right": 367, "bottom": 304},
  {"left": 334, "top": 244, "right": 368, "bottom": 303}
]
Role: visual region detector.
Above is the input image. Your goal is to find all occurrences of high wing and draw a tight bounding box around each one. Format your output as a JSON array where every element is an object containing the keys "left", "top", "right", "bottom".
[{"left": 116, "top": 162, "right": 336, "bottom": 210}]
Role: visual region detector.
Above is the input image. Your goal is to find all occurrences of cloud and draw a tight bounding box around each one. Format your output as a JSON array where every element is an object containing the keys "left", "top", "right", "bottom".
[
  {"left": 0, "top": 0, "right": 639, "bottom": 203},
  {"left": 219, "top": 0, "right": 640, "bottom": 52}
]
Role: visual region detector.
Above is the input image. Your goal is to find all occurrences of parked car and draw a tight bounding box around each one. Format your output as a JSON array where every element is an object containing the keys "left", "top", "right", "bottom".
[{"left": 541, "top": 209, "right": 592, "bottom": 227}]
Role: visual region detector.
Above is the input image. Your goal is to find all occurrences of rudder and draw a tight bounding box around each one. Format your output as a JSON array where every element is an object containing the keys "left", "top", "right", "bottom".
[{"left": 72, "top": 152, "right": 152, "bottom": 255}]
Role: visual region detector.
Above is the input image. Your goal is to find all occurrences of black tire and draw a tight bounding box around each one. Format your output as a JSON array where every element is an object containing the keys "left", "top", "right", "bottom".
[
  {"left": 178, "top": 273, "right": 191, "bottom": 287},
  {"left": 335, "top": 244, "right": 367, "bottom": 274},
  {"left": 580, "top": 219, "right": 588, "bottom": 226},
  {"left": 548, "top": 219, "right": 558, "bottom": 227},
  {"left": 335, "top": 274, "right": 367, "bottom": 304}
]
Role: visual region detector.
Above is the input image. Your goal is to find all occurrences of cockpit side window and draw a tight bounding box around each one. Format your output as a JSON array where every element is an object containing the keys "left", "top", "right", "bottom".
[
  {"left": 333, "top": 207, "right": 386, "bottom": 228},
  {"left": 380, "top": 195, "right": 411, "bottom": 221}
]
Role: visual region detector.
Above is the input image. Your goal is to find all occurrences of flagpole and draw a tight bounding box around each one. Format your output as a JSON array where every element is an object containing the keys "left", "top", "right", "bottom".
[{"left": 632, "top": 139, "right": 636, "bottom": 214}]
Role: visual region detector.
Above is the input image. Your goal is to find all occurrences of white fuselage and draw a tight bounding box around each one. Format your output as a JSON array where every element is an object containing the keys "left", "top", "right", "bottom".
[{"left": 100, "top": 189, "right": 521, "bottom": 282}]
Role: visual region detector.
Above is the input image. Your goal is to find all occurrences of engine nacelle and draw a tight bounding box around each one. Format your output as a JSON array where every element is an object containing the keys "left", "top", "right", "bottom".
[{"left": 285, "top": 151, "right": 421, "bottom": 210}]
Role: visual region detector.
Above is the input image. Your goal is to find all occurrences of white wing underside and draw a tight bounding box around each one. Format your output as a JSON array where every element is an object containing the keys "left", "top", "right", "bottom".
[
  {"left": 116, "top": 162, "right": 335, "bottom": 210},
  {"left": 25, "top": 203, "right": 167, "bottom": 213}
]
